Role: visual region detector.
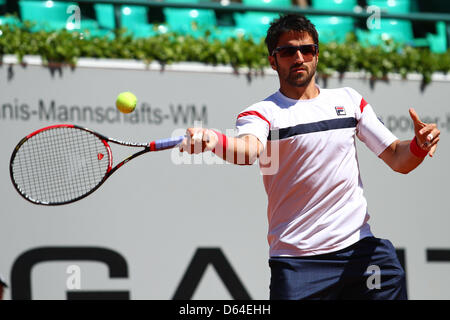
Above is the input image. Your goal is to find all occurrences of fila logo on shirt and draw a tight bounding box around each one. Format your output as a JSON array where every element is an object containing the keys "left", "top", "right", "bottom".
[{"left": 335, "top": 106, "right": 346, "bottom": 116}]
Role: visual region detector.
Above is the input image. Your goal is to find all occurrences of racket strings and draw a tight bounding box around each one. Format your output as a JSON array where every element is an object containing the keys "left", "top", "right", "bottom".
[
  {"left": 11, "top": 127, "right": 110, "bottom": 204},
  {"left": 15, "top": 129, "right": 103, "bottom": 202},
  {"left": 17, "top": 130, "right": 74, "bottom": 202}
]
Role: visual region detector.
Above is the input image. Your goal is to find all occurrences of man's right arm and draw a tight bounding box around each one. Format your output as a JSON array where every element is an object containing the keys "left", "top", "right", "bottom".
[{"left": 178, "top": 128, "right": 263, "bottom": 165}]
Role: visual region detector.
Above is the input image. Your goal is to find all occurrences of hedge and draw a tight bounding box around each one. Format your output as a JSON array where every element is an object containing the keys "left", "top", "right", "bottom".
[{"left": 1, "top": 22, "right": 450, "bottom": 84}]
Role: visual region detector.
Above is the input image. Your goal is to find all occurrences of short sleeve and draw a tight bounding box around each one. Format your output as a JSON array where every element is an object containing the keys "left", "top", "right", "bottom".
[
  {"left": 235, "top": 108, "right": 271, "bottom": 148},
  {"left": 345, "top": 87, "right": 398, "bottom": 156}
]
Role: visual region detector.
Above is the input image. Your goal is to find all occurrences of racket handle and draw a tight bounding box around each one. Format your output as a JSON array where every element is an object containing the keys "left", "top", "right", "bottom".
[{"left": 151, "top": 135, "right": 185, "bottom": 151}]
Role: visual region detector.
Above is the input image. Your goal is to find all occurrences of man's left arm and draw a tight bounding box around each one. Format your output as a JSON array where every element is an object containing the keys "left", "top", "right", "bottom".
[{"left": 379, "top": 108, "right": 440, "bottom": 174}]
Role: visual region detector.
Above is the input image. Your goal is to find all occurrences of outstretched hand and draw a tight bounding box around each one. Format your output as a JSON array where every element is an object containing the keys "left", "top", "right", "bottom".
[
  {"left": 179, "top": 128, "right": 218, "bottom": 154},
  {"left": 409, "top": 108, "right": 440, "bottom": 157}
]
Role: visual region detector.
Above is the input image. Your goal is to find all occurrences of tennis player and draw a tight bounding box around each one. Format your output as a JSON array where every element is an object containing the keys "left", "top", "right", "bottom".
[{"left": 179, "top": 14, "right": 440, "bottom": 299}]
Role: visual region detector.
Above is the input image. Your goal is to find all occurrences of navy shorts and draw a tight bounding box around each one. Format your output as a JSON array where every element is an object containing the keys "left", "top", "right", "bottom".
[{"left": 269, "top": 237, "right": 407, "bottom": 300}]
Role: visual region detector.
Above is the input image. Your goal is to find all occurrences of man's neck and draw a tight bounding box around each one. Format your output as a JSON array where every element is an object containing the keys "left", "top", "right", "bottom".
[{"left": 279, "top": 80, "right": 319, "bottom": 100}]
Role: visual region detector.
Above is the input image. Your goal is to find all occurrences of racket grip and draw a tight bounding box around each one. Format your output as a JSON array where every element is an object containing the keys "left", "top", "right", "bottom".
[{"left": 151, "top": 135, "right": 185, "bottom": 151}]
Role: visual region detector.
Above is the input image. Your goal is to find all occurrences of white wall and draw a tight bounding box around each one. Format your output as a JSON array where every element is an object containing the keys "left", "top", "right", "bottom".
[{"left": 0, "top": 57, "right": 449, "bottom": 299}]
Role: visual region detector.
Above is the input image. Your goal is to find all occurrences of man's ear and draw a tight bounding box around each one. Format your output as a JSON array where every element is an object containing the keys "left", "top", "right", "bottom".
[{"left": 268, "top": 55, "right": 277, "bottom": 71}]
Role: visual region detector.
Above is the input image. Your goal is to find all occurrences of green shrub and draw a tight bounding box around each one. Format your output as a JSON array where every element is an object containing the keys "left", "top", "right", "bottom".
[{"left": 1, "top": 23, "right": 449, "bottom": 84}]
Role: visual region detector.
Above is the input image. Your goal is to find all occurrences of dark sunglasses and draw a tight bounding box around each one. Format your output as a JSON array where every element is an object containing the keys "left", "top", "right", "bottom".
[{"left": 271, "top": 44, "right": 319, "bottom": 58}]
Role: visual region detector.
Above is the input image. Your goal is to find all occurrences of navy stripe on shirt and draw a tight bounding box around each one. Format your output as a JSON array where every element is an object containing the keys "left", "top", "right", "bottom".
[{"left": 268, "top": 117, "right": 357, "bottom": 141}]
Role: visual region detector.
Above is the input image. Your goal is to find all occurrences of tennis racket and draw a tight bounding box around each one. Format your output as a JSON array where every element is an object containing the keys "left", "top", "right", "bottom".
[{"left": 10, "top": 124, "right": 185, "bottom": 206}]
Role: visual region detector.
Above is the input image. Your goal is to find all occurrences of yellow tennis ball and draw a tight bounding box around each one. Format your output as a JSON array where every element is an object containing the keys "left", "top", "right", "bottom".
[{"left": 116, "top": 92, "right": 137, "bottom": 114}]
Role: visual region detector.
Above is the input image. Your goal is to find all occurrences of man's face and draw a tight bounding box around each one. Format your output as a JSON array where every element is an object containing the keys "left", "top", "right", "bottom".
[{"left": 268, "top": 31, "right": 319, "bottom": 89}]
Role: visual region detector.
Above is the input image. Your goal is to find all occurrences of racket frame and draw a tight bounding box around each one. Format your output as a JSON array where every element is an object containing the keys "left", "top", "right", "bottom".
[{"left": 9, "top": 124, "right": 182, "bottom": 206}]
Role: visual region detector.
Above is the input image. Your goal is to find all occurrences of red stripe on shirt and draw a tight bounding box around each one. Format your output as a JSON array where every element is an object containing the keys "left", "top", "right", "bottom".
[
  {"left": 360, "top": 98, "right": 368, "bottom": 113},
  {"left": 237, "top": 111, "right": 271, "bottom": 129}
]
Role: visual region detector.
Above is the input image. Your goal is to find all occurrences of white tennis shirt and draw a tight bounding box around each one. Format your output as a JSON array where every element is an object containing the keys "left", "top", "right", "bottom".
[{"left": 236, "top": 87, "right": 398, "bottom": 257}]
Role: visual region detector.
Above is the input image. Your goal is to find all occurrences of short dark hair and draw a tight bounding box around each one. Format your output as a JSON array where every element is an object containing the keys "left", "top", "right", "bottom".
[{"left": 265, "top": 14, "right": 319, "bottom": 56}]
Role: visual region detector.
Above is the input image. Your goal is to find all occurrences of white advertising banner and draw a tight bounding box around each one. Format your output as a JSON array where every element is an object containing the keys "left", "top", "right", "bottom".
[{"left": 0, "top": 56, "right": 449, "bottom": 299}]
